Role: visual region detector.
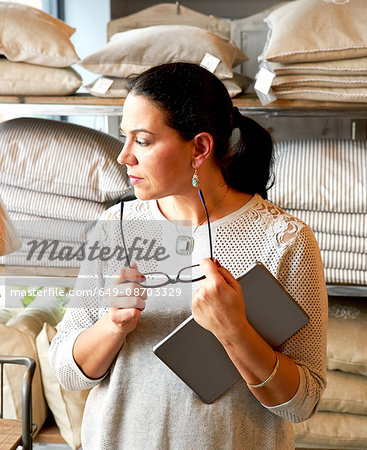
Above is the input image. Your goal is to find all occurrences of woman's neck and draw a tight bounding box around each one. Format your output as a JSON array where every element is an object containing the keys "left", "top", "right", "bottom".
[{"left": 157, "top": 185, "right": 252, "bottom": 227}]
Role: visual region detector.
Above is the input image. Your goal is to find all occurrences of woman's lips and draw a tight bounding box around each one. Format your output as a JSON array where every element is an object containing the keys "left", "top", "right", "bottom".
[{"left": 129, "top": 175, "right": 144, "bottom": 185}]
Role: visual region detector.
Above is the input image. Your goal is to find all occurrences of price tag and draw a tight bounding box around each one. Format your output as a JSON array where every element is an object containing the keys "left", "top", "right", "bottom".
[
  {"left": 200, "top": 53, "right": 221, "bottom": 73},
  {"left": 92, "top": 77, "right": 114, "bottom": 95},
  {"left": 254, "top": 67, "right": 275, "bottom": 95}
]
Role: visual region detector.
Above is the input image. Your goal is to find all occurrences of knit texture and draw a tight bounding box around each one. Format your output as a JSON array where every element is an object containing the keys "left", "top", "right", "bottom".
[{"left": 49, "top": 194, "right": 328, "bottom": 450}]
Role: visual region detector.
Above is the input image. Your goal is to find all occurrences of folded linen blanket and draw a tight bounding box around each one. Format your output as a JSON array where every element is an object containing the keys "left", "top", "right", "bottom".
[
  {"left": 324, "top": 268, "right": 366, "bottom": 286},
  {"left": 269, "top": 139, "right": 367, "bottom": 213},
  {"left": 8, "top": 212, "right": 95, "bottom": 244},
  {"left": 273, "top": 86, "right": 367, "bottom": 103},
  {"left": 314, "top": 231, "right": 366, "bottom": 254},
  {"left": 0, "top": 184, "right": 112, "bottom": 221},
  {"left": 284, "top": 209, "right": 367, "bottom": 237},
  {"left": 321, "top": 250, "right": 366, "bottom": 272}
]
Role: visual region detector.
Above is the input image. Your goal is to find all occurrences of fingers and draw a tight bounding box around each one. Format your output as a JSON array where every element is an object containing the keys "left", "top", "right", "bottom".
[
  {"left": 107, "top": 263, "right": 147, "bottom": 311},
  {"left": 108, "top": 296, "right": 146, "bottom": 310},
  {"left": 199, "top": 258, "right": 225, "bottom": 284},
  {"left": 109, "top": 265, "right": 146, "bottom": 285},
  {"left": 200, "top": 258, "right": 239, "bottom": 291}
]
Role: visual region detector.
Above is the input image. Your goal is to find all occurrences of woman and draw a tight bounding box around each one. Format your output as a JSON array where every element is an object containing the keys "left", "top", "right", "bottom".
[{"left": 50, "top": 62, "right": 327, "bottom": 449}]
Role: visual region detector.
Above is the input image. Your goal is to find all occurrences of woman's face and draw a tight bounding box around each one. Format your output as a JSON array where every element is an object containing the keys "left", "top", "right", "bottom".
[{"left": 118, "top": 94, "right": 194, "bottom": 200}]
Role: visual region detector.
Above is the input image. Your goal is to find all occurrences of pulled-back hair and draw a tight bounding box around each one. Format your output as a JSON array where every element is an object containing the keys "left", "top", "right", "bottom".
[{"left": 127, "top": 62, "right": 273, "bottom": 199}]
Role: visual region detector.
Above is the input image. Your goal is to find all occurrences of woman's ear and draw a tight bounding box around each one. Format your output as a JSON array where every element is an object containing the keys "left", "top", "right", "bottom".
[{"left": 192, "top": 132, "right": 214, "bottom": 168}]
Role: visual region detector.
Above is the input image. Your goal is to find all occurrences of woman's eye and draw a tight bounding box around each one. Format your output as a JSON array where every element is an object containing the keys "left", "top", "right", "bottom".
[{"left": 136, "top": 139, "right": 148, "bottom": 147}]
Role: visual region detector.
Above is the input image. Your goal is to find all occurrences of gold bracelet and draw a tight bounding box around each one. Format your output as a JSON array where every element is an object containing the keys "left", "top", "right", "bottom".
[{"left": 247, "top": 354, "right": 279, "bottom": 389}]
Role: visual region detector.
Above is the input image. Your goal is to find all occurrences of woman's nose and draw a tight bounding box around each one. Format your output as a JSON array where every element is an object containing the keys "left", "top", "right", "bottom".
[{"left": 117, "top": 140, "right": 137, "bottom": 165}]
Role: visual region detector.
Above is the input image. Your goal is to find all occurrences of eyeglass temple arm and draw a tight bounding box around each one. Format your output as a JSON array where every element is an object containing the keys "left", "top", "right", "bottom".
[
  {"left": 198, "top": 189, "right": 214, "bottom": 261},
  {"left": 120, "top": 201, "right": 132, "bottom": 268}
]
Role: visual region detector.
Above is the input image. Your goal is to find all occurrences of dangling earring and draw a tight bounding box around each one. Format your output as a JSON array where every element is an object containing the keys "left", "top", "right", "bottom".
[{"left": 192, "top": 169, "right": 199, "bottom": 187}]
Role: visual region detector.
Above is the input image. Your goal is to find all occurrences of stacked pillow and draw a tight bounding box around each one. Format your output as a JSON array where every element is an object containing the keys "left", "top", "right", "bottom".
[
  {"left": 268, "top": 139, "right": 367, "bottom": 286},
  {"left": 79, "top": 25, "right": 250, "bottom": 98},
  {"left": 0, "top": 117, "right": 133, "bottom": 269},
  {"left": 293, "top": 297, "right": 367, "bottom": 449},
  {"left": 259, "top": 0, "right": 367, "bottom": 103},
  {"left": 0, "top": 2, "right": 81, "bottom": 95},
  {"left": 0, "top": 293, "right": 63, "bottom": 437}
]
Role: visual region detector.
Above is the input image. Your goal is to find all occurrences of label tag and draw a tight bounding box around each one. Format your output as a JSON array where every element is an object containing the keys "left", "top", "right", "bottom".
[
  {"left": 254, "top": 67, "right": 275, "bottom": 95},
  {"left": 92, "top": 77, "right": 114, "bottom": 95},
  {"left": 200, "top": 53, "right": 221, "bottom": 73}
]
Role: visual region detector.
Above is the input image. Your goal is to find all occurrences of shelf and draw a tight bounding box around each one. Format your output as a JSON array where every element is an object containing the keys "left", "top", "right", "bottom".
[
  {"left": 0, "top": 94, "right": 124, "bottom": 116},
  {"left": 1, "top": 94, "right": 367, "bottom": 117},
  {"left": 0, "top": 266, "right": 79, "bottom": 288}
]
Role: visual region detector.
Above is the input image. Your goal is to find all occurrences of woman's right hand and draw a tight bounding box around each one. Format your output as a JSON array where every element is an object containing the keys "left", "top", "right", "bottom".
[{"left": 106, "top": 263, "right": 147, "bottom": 334}]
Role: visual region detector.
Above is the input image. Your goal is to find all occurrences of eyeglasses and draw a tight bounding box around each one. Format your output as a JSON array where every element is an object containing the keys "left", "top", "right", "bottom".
[{"left": 119, "top": 189, "right": 213, "bottom": 288}]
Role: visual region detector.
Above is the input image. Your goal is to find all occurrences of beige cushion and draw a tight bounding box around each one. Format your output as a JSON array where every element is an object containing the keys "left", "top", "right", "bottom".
[
  {"left": 327, "top": 298, "right": 367, "bottom": 376},
  {"left": 0, "top": 118, "right": 131, "bottom": 203},
  {"left": 272, "top": 73, "right": 367, "bottom": 88},
  {"left": 0, "top": 308, "right": 20, "bottom": 324},
  {"left": 85, "top": 72, "right": 251, "bottom": 98},
  {"left": 273, "top": 86, "right": 367, "bottom": 103},
  {"left": 293, "top": 411, "right": 367, "bottom": 449},
  {"left": 79, "top": 25, "right": 247, "bottom": 79},
  {"left": 260, "top": 0, "right": 367, "bottom": 63},
  {"left": 0, "top": 58, "right": 82, "bottom": 95},
  {"left": 320, "top": 370, "right": 367, "bottom": 416},
  {"left": 0, "top": 2, "right": 75, "bottom": 38},
  {"left": 269, "top": 57, "right": 367, "bottom": 76},
  {"left": 0, "top": 2, "right": 79, "bottom": 67},
  {"left": 36, "top": 323, "right": 90, "bottom": 450},
  {"left": 0, "top": 294, "right": 62, "bottom": 434},
  {"left": 6, "top": 292, "right": 63, "bottom": 330}
]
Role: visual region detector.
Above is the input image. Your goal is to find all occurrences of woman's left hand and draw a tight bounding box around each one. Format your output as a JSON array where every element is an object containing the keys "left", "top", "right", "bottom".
[{"left": 191, "top": 258, "right": 249, "bottom": 343}]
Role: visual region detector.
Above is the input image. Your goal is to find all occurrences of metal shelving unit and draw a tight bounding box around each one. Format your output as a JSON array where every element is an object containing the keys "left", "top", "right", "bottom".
[{"left": 0, "top": 94, "right": 365, "bottom": 296}]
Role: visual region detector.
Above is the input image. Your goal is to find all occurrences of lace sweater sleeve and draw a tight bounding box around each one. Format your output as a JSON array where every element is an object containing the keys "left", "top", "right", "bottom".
[
  {"left": 49, "top": 211, "right": 113, "bottom": 391},
  {"left": 265, "top": 224, "right": 328, "bottom": 423}
]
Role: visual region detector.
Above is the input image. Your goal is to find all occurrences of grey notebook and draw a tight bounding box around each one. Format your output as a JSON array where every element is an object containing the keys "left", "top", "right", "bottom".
[{"left": 153, "top": 261, "right": 309, "bottom": 404}]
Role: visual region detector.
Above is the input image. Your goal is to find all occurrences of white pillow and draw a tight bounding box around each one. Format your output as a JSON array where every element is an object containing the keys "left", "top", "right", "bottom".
[
  {"left": 36, "top": 323, "right": 90, "bottom": 450},
  {"left": 0, "top": 118, "right": 132, "bottom": 203},
  {"left": 260, "top": 0, "right": 367, "bottom": 63},
  {"left": 0, "top": 58, "right": 82, "bottom": 95},
  {"left": 79, "top": 25, "right": 247, "bottom": 79},
  {"left": 0, "top": 2, "right": 79, "bottom": 67}
]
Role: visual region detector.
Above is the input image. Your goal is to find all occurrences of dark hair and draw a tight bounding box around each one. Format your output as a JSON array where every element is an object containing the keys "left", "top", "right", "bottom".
[{"left": 127, "top": 62, "right": 273, "bottom": 199}]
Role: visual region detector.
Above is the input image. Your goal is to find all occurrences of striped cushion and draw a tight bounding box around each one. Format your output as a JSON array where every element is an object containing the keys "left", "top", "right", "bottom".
[
  {"left": 324, "top": 268, "right": 366, "bottom": 286},
  {"left": 321, "top": 250, "right": 366, "bottom": 272},
  {"left": 314, "top": 231, "right": 366, "bottom": 254},
  {"left": 0, "top": 118, "right": 132, "bottom": 202},
  {"left": 284, "top": 209, "right": 367, "bottom": 237},
  {"left": 0, "top": 184, "right": 108, "bottom": 221},
  {"left": 269, "top": 139, "right": 367, "bottom": 213},
  {"left": 8, "top": 212, "right": 94, "bottom": 244}
]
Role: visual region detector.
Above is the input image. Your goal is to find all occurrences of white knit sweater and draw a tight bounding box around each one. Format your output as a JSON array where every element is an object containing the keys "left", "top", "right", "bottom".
[{"left": 49, "top": 194, "right": 328, "bottom": 450}]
